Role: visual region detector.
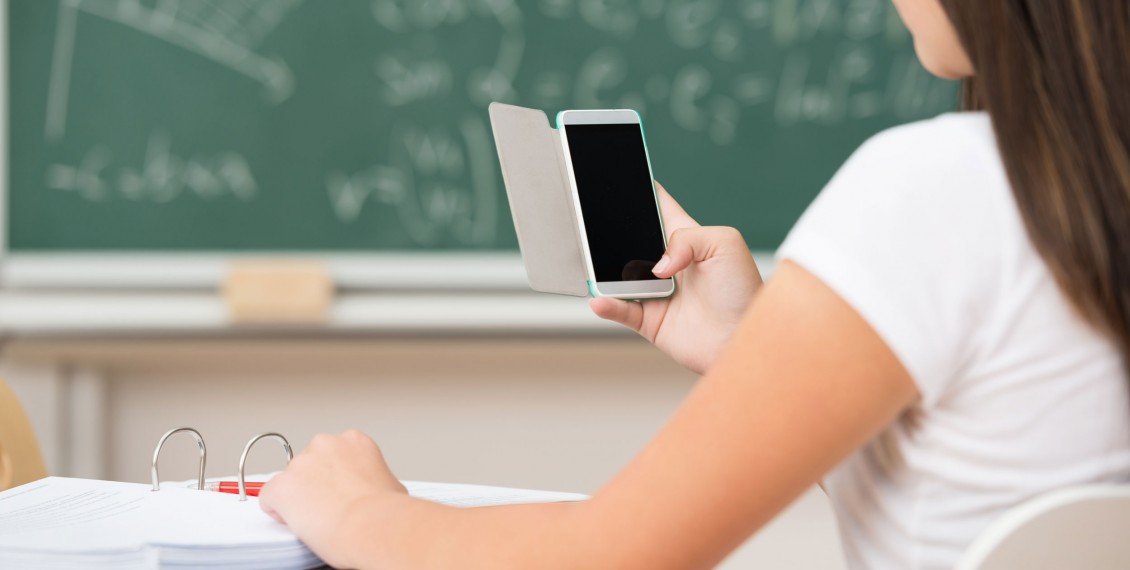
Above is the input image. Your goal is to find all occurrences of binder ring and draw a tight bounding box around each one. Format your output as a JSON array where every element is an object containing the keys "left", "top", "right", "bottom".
[
  {"left": 151, "top": 427, "right": 207, "bottom": 491},
  {"left": 237, "top": 433, "right": 293, "bottom": 501}
]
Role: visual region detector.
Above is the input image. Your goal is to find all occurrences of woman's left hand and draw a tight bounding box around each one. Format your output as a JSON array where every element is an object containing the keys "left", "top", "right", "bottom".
[{"left": 258, "top": 430, "right": 407, "bottom": 569}]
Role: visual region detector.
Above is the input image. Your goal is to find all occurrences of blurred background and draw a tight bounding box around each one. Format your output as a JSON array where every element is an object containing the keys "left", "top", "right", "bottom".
[{"left": 0, "top": 1, "right": 955, "bottom": 567}]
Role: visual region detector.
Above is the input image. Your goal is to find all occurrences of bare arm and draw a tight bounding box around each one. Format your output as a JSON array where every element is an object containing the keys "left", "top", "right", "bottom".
[{"left": 260, "top": 261, "right": 918, "bottom": 569}]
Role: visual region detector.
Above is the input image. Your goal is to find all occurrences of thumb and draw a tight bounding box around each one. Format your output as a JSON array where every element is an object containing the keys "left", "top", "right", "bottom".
[
  {"left": 652, "top": 227, "right": 746, "bottom": 278},
  {"left": 589, "top": 297, "right": 644, "bottom": 333}
]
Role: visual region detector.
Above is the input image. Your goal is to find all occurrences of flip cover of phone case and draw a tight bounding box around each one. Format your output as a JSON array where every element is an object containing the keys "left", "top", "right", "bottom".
[{"left": 489, "top": 103, "right": 589, "bottom": 297}]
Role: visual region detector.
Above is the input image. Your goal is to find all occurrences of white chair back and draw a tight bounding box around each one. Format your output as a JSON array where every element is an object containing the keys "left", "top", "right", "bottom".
[{"left": 955, "top": 485, "right": 1130, "bottom": 570}]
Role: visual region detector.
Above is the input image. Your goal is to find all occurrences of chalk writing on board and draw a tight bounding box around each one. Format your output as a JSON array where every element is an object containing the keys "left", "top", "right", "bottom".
[
  {"left": 46, "top": 0, "right": 300, "bottom": 142},
  {"left": 325, "top": 115, "right": 498, "bottom": 246},
  {"left": 375, "top": 55, "right": 454, "bottom": 107},
  {"left": 524, "top": 0, "right": 943, "bottom": 144},
  {"left": 45, "top": 132, "right": 257, "bottom": 203},
  {"left": 362, "top": 0, "right": 516, "bottom": 245},
  {"left": 22, "top": 0, "right": 956, "bottom": 250}
]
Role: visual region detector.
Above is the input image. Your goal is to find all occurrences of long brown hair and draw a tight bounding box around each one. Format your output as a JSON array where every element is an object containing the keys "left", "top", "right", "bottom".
[{"left": 938, "top": 0, "right": 1130, "bottom": 362}]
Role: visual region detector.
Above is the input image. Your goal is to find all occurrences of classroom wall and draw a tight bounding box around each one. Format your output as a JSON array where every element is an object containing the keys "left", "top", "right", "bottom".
[{"left": 2, "top": 336, "right": 846, "bottom": 569}]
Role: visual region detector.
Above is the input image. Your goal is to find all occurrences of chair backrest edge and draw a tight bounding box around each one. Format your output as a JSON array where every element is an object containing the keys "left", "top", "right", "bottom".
[{"left": 955, "top": 484, "right": 1130, "bottom": 570}]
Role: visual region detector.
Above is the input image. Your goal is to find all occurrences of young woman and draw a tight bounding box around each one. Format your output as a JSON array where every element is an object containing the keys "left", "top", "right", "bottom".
[{"left": 259, "top": 1, "right": 1130, "bottom": 568}]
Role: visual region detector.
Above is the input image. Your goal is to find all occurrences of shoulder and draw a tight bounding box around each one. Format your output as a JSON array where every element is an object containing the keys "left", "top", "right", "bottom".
[
  {"left": 837, "top": 112, "right": 1003, "bottom": 198},
  {"left": 777, "top": 112, "right": 1016, "bottom": 403},
  {"left": 856, "top": 112, "right": 997, "bottom": 166},
  {"left": 809, "top": 112, "right": 1012, "bottom": 237},
  {"left": 784, "top": 112, "right": 1015, "bottom": 273}
]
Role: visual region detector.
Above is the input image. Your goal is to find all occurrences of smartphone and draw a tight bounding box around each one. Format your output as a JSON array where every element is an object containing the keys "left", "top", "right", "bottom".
[{"left": 557, "top": 109, "right": 675, "bottom": 299}]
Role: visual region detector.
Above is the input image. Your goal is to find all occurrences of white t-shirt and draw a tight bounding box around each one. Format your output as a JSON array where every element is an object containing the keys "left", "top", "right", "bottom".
[{"left": 777, "top": 112, "right": 1130, "bottom": 570}]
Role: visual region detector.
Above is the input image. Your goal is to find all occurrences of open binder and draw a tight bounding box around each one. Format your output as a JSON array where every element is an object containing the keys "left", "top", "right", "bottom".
[
  {"left": 489, "top": 102, "right": 590, "bottom": 297},
  {"left": 0, "top": 427, "right": 588, "bottom": 570},
  {"left": 0, "top": 428, "right": 315, "bottom": 570}
]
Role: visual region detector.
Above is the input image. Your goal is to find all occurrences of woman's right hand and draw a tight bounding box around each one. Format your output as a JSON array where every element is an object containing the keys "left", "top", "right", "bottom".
[{"left": 590, "top": 184, "right": 762, "bottom": 374}]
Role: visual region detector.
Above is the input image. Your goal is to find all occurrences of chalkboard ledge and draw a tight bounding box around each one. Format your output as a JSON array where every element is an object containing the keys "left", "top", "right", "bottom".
[
  {"left": 0, "top": 253, "right": 534, "bottom": 290},
  {"left": 0, "top": 252, "right": 777, "bottom": 290},
  {"left": 0, "top": 253, "right": 777, "bottom": 335},
  {"left": 0, "top": 289, "right": 627, "bottom": 336}
]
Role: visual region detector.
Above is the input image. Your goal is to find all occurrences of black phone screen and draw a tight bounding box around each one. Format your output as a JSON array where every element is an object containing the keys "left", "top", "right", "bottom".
[{"left": 564, "top": 123, "right": 667, "bottom": 283}]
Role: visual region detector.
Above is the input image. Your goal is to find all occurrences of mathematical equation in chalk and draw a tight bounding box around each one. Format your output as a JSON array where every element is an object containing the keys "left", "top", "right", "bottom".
[{"left": 27, "top": 0, "right": 954, "bottom": 249}]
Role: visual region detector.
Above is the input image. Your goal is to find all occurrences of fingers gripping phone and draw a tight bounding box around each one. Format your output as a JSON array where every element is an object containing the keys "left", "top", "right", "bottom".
[{"left": 558, "top": 110, "right": 675, "bottom": 299}]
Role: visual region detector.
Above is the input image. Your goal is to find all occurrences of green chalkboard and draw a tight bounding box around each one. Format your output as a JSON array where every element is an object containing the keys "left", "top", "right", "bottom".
[{"left": 8, "top": 0, "right": 957, "bottom": 252}]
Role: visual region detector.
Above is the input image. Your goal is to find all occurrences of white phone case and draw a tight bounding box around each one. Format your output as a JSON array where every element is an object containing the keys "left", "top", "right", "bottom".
[{"left": 489, "top": 103, "right": 589, "bottom": 296}]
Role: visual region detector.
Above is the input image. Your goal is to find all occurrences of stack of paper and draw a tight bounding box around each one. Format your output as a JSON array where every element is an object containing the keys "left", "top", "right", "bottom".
[
  {"left": 0, "top": 477, "right": 321, "bottom": 570},
  {"left": 0, "top": 476, "right": 586, "bottom": 570}
]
